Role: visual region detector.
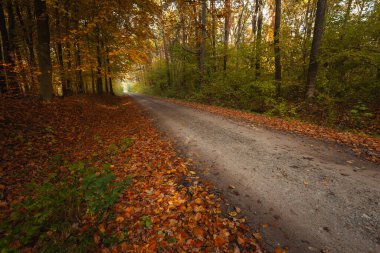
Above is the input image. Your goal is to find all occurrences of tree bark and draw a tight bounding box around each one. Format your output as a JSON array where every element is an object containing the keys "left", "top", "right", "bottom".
[
  {"left": 35, "top": 0, "right": 53, "bottom": 100},
  {"left": 274, "top": 0, "right": 282, "bottom": 97},
  {"left": 0, "top": 2, "right": 10, "bottom": 92},
  {"left": 75, "top": 41, "right": 84, "bottom": 93},
  {"left": 211, "top": 0, "right": 216, "bottom": 71},
  {"left": 54, "top": 6, "right": 66, "bottom": 96},
  {"left": 302, "top": 0, "right": 313, "bottom": 78},
  {"left": 106, "top": 48, "right": 114, "bottom": 95},
  {"left": 95, "top": 26, "right": 103, "bottom": 94},
  {"left": 255, "top": 0, "right": 263, "bottom": 78},
  {"left": 199, "top": 0, "right": 206, "bottom": 87},
  {"left": 305, "top": 0, "right": 327, "bottom": 99},
  {"left": 223, "top": 0, "right": 231, "bottom": 72},
  {"left": 160, "top": 0, "right": 171, "bottom": 89}
]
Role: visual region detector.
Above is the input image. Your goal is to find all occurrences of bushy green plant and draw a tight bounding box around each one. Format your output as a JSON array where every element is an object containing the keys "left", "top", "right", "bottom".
[{"left": 0, "top": 162, "right": 131, "bottom": 252}]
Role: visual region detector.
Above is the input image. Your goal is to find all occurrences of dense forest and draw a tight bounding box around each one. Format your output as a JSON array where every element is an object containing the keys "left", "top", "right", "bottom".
[
  {"left": 135, "top": 0, "right": 380, "bottom": 133},
  {"left": 0, "top": 0, "right": 156, "bottom": 98},
  {"left": 0, "top": 0, "right": 379, "bottom": 132}
]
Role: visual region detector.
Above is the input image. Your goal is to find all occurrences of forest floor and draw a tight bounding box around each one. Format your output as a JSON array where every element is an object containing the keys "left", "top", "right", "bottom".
[
  {"left": 132, "top": 94, "right": 380, "bottom": 253},
  {"left": 0, "top": 95, "right": 262, "bottom": 252}
]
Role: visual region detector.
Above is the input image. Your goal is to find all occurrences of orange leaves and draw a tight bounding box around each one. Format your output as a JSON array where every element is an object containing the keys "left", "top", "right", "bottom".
[
  {"left": 1, "top": 96, "right": 263, "bottom": 252},
  {"left": 214, "top": 235, "right": 227, "bottom": 247}
]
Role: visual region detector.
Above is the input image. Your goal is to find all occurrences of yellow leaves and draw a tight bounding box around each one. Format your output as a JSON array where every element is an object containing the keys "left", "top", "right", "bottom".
[
  {"left": 126, "top": 49, "right": 149, "bottom": 64},
  {"left": 116, "top": 216, "right": 125, "bottom": 222},
  {"left": 228, "top": 211, "right": 237, "bottom": 217},
  {"left": 99, "top": 223, "right": 106, "bottom": 234},
  {"left": 194, "top": 198, "right": 202, "bottom": 205}
]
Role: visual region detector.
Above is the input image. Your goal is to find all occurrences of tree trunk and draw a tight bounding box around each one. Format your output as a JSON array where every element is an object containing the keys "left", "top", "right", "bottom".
[
  {"left": 96, "top": 26, "right": 103, "bottom": 94},
  {"left": 54, "top": 7, "right": 66, "bottom": 96},
  {"left": 160, "top": 0, "right": 171, "bottom": 89},
  {"left": 255, "top": 0, "right": 263, "bottom": 78},
  {"left": 35, "top": 0, "right": 53, "bottom": 100},
  {"left": 252, "top": 0, "right": 258, "bottom": 38},
  {"left": 223, "top": 0, "right": 231, "bottom": 72},
  {"left": 75, "top": 41, "right": 84, "bottom": 93},
  {"left": 0, "top": 3, "right": 10, "bottom": 92},
  {"left": 91, "top": 68, "right": 95, "bottom": 94},
  {"left": 15, "top": 3, "right": 36, "bottom": 68},
  {"left": 199, "top": 0, "right": 206, "bottom": 87},
  {"left": 211, "top": 0, "right": 216, "bottom": 71},
  {"left": 274, "top": 0, "right": 282, "bottom": 97},
  {"left": 106, "top": 49, "right": 114, "bottom": 95},
  {"left": 302, "top": 0, "right": 313, "bottom": 78},
  {"left": 305, "top": 0, "right": 327, "bottom": 99}
]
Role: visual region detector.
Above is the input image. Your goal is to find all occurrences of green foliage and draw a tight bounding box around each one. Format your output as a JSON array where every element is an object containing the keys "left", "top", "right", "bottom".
[
  {"left": 106, "top": 138, "right": 134, "bottom": 156},
  {"left": 107, "top": 143, "right": 119, "bottom": 155},
  {"left": 140, "top": 215, "right": 152, "bottom": 228},
  {"left": 0, "top": 161, "right": 130, "bottom": 252},
  {"left": 135, "top": 0, "right": 379, "bottom": 134},
  {"left": 119, "top": 138, "right": 134, "bottom": 152}
]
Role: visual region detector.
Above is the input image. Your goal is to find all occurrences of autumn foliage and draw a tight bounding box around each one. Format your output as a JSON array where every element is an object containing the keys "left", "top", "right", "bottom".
[{"left": 0, "top": 95, "right": 262, "bottom": 252}]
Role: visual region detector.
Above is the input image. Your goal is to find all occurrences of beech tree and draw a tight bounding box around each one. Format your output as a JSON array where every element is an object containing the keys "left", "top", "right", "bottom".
[
  {"left": 35, "top": 0, "right": 53, "bottom": 100},
  {"left": 274, "top": 0, "right": 281, "bottom": 97},
  {"left": 305, "top": 0, "right": 327, "bottom": 99}
]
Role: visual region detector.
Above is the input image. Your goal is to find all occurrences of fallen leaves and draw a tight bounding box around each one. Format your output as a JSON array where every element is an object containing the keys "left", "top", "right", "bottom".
[
  {"left": 0, "top": 95, "right": 262, "bottom": 252},
  {"left": 162, "top": 97, "right": 380, "bottom": 164}
]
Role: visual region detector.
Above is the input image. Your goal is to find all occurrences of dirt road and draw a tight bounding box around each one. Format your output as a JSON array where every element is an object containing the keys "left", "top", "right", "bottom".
[{"left": 132, "top": 94, "right": 380, "bottom": 253}]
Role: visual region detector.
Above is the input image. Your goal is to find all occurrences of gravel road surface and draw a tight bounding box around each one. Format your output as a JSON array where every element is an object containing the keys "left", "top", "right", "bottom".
[{"left": 132, "top": 94, "right": 380, "bottom": 253}]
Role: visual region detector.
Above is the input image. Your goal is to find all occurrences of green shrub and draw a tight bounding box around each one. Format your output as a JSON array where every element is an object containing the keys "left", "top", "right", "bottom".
[{"left": 0, "top": 162, "right": 131, "bottom": 252}]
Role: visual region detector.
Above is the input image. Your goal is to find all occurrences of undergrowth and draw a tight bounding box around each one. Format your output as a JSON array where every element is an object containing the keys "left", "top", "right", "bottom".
[{"left": 0, "top": 160, "right": 131, "bottom": 252}]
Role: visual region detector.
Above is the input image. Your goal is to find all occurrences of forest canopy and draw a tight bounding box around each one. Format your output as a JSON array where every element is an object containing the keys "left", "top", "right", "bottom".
[{"left": 0, "top": 0, "right": 379, "bottom": 132}]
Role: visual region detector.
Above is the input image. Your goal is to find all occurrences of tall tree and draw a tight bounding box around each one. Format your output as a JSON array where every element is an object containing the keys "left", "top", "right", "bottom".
[
  {"left": 223, "top": 0, "right": 231, "bottom": 72},
  {"left": 0, "top": 2, "right": 10, "bottom": 92},
  {"left": 199, "top": 0, "right": 206, "bottom": 86},
  {"left": 34, "top": 0, "right": 53, "bottom": 100},
  {"left": 255, "top": 0, "right": 263, "bottom": 78},
  {"left": 274, "top": 0, "right": 282, "bottom": 97},
  {"left": 305, "top": 0, "right": 327, "bottom": 99}
]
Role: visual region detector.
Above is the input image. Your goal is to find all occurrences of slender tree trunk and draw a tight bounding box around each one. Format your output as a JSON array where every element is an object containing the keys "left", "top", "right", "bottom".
[
  {"left": 65, "top": 44, "right": 73, "bottom": 95},
  {"left": 179, "top": 10, "right": 187, "bottom": 88},
  {"left": 199, "top": 0, "right": 206, "bottom": 87},
  {"left": 35, "top": 0, "right": 53, "bottom": 100},
  {"left": 255, "top": 0, "right": 263, "bottom": 78},
  {"left": 95, "top": 26, "right": 103, "bottom": 94},
  {"left": 91, "top": 68, "right": 95, "bottom": 93},
  {"left": 106, "top": 49, "right": 114, "bottom": 95},
  {"left": 0, "top": 3, "right": 10, "bottom": 92},
  {"left": 235, "top": 2, "right": 247, "bottom": 72},
  {"left": 211, "top": 0, "right": 216, "bottom": 71},
  {"left": 15, "top": 3, "right": 36, "bottom": 68},
  {"left": 305, "top": 0, "right": 327, "bottom": 99},
  {"left": 223, "top": 0, "right": 231, "bottom": 72},
  {"left": 55, "top": 7, "right": 66, "bottom": 96},
  {"left": 339, "top": 0, "right": 353, "bottom": 40},
  {"left": 302, "top": 0, "right": 313, "bottom": 78},
  {"left": 252, "top": 0, "right": 258, "bottom": 38},
  {"left": 274, "top": 0, "right": 282, "bottom": 97},
  {"left": 75, "top": 41, "right": 84, "bottom": 93}
]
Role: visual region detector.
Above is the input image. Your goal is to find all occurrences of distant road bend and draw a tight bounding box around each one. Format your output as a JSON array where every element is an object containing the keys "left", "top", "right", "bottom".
[{"left": 131, "top": 94, "right": 380, "bottom": 253}]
